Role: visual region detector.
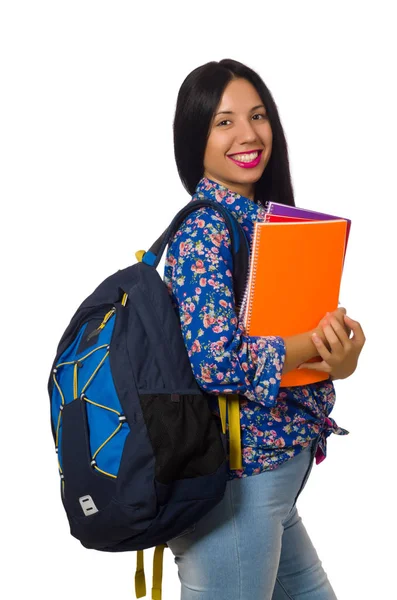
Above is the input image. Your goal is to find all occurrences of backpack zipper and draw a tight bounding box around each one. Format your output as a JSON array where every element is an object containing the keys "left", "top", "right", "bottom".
[{"left": 86, "top": 307, "right": 116, "bottom": 341}]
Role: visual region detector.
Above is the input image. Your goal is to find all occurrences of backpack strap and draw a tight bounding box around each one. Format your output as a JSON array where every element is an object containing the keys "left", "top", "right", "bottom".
[
  {"left": 134, "top": 545, "right": 166, "bottom": 599},
  {"left": 226, "top": 394, "right": 243, "bottom": 470},
  {"left": 218, "top": 394, "right": 242, "bottom": 471},
  {"left": 137, "top": 198, "right": 250, "bottom": 312},
  {"left": 152, "top": 545, "right": 166, "bottom": 600},
  {"left": 138, "top": 199, "right": 248, "bottom": 471},
  {"left": 134, "top": 198, "right": 247, "bottom": 472},
  {"left": 135, "top": 550, "right": 146, "bottom": 597}
]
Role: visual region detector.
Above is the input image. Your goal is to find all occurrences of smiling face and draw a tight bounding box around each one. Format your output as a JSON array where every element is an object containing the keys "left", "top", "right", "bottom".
[{"left": 203, "top": 78, "right": 273, "bottom": 200}]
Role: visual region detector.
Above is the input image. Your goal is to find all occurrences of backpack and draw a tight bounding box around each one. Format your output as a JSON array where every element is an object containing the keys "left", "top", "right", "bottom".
[{"left": 47, "top": 197, "right": 250, "bottom": 599}]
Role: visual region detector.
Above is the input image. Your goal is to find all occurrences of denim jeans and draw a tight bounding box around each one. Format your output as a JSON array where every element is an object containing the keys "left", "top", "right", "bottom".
[{"left": 167, "top": 436, "right": 337, "bottom": 600}]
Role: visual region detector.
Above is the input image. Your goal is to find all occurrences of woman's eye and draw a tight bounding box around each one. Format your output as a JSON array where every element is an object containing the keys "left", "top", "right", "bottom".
[{"left": 217, "top": 113, "right": 266, "bottom": 127}]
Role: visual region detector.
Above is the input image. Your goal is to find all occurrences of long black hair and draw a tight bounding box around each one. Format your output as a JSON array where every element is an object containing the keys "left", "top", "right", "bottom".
[{"left": 173, "top": 58, "right": 295, "bottom": 208}]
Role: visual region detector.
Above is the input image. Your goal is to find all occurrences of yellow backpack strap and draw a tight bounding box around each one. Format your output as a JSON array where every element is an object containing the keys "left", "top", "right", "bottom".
[
  {"left": 135, "top": 550, "right": 146, "bottom": 598},
  {"left": 121, "top": 292, "right": 128, "bottom": 306},
  {"left": 218, "top": 394, "right": 242, "bottom": 471},
  {"left": 152, "top": 544, "right": 166, "bottom": 600},
  {"left": 135, "top": 249, "right": 146, "bottom": 263},
  {"left": 218, "top": 394, "right": 227, "bottom": 434}
]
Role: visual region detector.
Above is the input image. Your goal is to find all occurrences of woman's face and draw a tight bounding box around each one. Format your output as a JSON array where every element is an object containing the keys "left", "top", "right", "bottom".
[{"left": 203, "top": 78, "right": 273, "bottom": 200}]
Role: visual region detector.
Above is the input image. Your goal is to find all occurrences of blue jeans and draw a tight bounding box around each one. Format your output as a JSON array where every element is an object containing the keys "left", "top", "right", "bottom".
[{"left": 167, "top": 436, "right": 337, "bottom": 600}]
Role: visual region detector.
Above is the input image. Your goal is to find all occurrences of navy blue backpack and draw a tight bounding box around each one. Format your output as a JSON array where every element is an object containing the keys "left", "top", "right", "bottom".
[{"left": 48, "top": 198, "right": 249, "bottom": 599}]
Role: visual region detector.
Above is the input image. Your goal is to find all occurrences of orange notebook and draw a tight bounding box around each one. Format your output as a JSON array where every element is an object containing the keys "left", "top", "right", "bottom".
[
  {"left": 240, "top": 219, "right": 348, "bottom": 387},
  {"left": 263, "top": 213, "right": 349, "bottom": 266}
]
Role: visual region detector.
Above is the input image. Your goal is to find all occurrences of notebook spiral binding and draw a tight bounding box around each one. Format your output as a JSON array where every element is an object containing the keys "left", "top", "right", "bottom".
[
  {"left": 238, "top": 202, "right": 273, "bottom": 325},
  {"left": 239, "top": 200, "right": 274, "bottom": 329},
  {"left": 238, "top": 223, "right": 260, "bottom": 328}
]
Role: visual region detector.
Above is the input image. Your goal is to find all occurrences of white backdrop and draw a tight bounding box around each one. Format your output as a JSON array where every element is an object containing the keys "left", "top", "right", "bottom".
[{"left": 1, "top": 1, "right": 395, "bottom": 598}]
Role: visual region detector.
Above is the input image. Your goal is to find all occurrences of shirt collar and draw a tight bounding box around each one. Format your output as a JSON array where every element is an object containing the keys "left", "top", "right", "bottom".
[{"left": 191, "top": 176, "right": 268, "bottom": 227}]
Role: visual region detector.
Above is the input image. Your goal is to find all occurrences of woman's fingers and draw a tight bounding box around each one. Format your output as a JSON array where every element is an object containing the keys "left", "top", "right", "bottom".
[
  {"left": 299, "top": 314, "right": 365, "bottom": 373},
  {"left": 322, "top": 318, "right": 344, "bottom": 352},
  {"left": 344, "top": 315, "right": 366, "bottom": 348},
  {"left": 297, "top": 332, "right": 332, "bottom": 370},
  {"left": 312, "top": 331, "right": 333, "bottom": 360},
  {"left": 298, "top": 359, "right": 332, "bottom": 372},
  {"left": 328, "top": 315, "right": 350, "bottom": 348}
]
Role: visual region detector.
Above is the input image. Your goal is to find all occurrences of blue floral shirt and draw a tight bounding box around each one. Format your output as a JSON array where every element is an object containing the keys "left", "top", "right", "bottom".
[{"left": 164, "top": 176, "right": 349, "bottom": 480}]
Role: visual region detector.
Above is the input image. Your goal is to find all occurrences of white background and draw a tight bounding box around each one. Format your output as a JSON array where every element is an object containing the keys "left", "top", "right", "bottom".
[{"left": 1, "top": 1, "right": 395, "bottom": 598}]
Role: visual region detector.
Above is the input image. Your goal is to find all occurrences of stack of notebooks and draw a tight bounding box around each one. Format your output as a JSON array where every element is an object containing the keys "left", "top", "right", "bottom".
[{"left": 239, "top": 201, "right": 351, "bottom": 387}]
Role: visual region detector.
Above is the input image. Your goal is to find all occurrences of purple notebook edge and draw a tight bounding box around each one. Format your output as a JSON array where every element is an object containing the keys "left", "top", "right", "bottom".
[{"left": 265, "top": 201, "right": 351, "bottom": 224}]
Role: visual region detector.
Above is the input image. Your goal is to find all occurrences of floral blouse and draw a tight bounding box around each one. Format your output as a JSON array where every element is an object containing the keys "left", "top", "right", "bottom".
[{"left": 163, "top": 176, "right": 349, "bottom": 480}]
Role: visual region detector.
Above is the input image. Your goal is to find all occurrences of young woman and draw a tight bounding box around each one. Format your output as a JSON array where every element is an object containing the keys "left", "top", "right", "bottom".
[{"left": 163, "top": 59, "right": 366, "bottom": 600}]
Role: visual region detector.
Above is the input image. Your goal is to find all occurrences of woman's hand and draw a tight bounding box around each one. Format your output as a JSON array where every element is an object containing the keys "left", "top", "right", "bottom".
[
  {"left": 313, "top": 307, "right": 351, "bottom": 351},
  {"left": 318, "top": 307, "right": 352, "bottom": 338},
  {"left": 298, "top": 314, "right": 366, "bottom": 380}
]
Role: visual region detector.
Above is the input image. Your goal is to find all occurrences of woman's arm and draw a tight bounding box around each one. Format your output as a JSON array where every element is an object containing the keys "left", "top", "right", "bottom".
[
  {"left": 283, "top": 327, "right": 328, "bottom": 375},
  {"left": 164, "top": 206, "right": 321, "bottom": 407}
]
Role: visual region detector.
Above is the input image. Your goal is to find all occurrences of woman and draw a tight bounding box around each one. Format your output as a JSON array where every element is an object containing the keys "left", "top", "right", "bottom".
[{"left": 163, "top": 59, "right": 365, "bottom": 600}]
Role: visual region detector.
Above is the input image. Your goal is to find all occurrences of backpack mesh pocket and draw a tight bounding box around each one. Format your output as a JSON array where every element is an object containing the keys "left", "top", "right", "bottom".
[{"left": 139, "top": 393, "right": 225, "bottom": 485}]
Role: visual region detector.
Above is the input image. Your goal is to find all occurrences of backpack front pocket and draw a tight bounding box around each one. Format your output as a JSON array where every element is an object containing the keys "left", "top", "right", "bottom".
[{"left": 50, "top": 305, "right": 130, "bottom": 506}]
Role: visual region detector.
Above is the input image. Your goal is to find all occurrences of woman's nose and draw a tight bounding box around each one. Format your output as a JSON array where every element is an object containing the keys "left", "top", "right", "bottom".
[{"left": 235, "top": 120, "right": 258, "bottom": 142}]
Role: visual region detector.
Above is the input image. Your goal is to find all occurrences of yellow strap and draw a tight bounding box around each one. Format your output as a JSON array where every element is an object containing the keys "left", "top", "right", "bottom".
[
  {"left": 73, "top": 362, "right": 78, "bottom": 399},
  {"left": 135, "top": 249, "right": 146, "bottom": 262},
  {"left": 135, "top": 550, "right": 146, "bottom": 598},
  {"left": 228, "top": 394, "right": 242, "bottom": 470},
  {"left": 121, "top": 292, "right": 128, "bottom": 306},
  {"left": 152, "top": 545, "right": 166, "bottom": 600},
  {"left": 218, "top": 394, "right": 227, "bottom": 434},
  {"left": 218, "top": 394, "right": 242, "bottom": 471}
]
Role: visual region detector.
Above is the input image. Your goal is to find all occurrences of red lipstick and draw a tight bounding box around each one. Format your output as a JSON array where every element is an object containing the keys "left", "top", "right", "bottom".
[{"left": 227, "top": 150, "right": 263, "bottom": 169}]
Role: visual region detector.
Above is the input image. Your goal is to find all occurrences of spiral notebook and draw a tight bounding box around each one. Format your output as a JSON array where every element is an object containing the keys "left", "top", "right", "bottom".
[
  {"left": 240, "top": 218, "right": 348, "bottom": 387},
  {"left": 264, "top": 200, "right": 351, "bottom": 255}
]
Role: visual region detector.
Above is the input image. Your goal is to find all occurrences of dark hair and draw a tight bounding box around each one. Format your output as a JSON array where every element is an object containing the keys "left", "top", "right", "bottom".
[{"left": 173, "top": 58, "right": 295, "bottom": 207}]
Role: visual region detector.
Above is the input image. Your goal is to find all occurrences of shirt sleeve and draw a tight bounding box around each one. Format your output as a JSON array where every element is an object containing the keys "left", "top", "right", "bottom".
[{"left": 163, "top": 205, "right": 286, "bottom": 408}]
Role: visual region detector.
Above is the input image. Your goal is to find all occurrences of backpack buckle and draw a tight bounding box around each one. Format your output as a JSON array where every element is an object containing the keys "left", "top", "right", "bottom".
[{"left": 79, "top": 495, "right": 98, "bottom": 516}]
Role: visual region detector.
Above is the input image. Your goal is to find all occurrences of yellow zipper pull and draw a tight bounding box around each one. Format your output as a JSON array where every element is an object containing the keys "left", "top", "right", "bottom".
[
  {"left": 100, "top": 307, "right": 116, "bottom": 328},
  {"left": 86, "top": 307, "right": 116, "bottom": 341}
]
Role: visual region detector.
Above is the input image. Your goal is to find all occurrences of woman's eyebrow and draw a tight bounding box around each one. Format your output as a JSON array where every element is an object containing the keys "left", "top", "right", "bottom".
[{"left": 215, "top": 104, "right": 266, "bottom": 116}]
